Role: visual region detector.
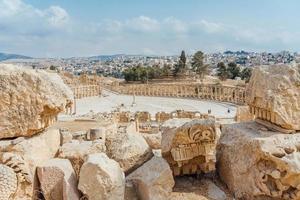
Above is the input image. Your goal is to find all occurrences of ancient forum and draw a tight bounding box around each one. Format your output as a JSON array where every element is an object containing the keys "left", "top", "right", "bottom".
[{"left": 1, "top": 63, "right": 300, "bottom": 200}]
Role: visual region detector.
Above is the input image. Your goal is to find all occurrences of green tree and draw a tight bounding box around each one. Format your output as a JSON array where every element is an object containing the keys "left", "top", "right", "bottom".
[
  {"left": 49, "top": 65, "right": 57, "bottom": 71},
  {"left": 216, "top": 62, "right": 228, "bottom": 81},
  {"left": 191, "top": 51, "right": 210, "bottom": 79},
  {"left": 227, "top": 62, "right": 240, "bottom": 79},
  {"left": 162, "top": 64, "right": 172, "bottom": 77},
  {"left": 173, "top": 50, "right": 187, "bottom": 77},
  {"left": 240, "top": 67, "right": 252, "bottom": 82}
]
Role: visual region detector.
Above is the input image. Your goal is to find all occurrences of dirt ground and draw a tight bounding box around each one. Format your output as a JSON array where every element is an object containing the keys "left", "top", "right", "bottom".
[{"left": 171, "top": 173, "right": 234, "bottom": 200}]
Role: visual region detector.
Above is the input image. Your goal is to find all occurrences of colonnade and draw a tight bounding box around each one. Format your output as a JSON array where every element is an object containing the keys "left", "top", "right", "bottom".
[
  {"left": 72, "top": 85, "right": 101, "bottom": 99},
  {"left": 109, "top": 84, "right": 246, "bottom": 105}
]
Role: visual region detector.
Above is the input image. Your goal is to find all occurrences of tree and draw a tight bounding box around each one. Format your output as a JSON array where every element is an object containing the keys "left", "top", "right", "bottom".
[
  {"left": 240, "top": 67, "right": 252, "bottom": 82},
  {"left": 49, "top": 65, "right": 57, "bottom": 71},
  {"left": 216, "top": 62, "right": 228, "bottom": 81},
  {"left": 227, "top": 62, "right": 240, "bottom": 79},
  {"left": 162, "top": 64, "right": 172, "bottom": 77},
  {"left": 173, "top": 50, "right": 187, "bottom": 77},
  {"left": 191, "top": 51, "right": 210, "bottom": 79}
]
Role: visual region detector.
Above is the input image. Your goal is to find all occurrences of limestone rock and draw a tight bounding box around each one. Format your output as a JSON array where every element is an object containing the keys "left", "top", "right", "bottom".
[
  {"left": 162, "top": 119, "right": 218, "bottom": 176},
  {"left": 217, "top": 122, "right": 300, "bottom": 200},
  {"left": 142, "top": 132, "right": 161, "bottom": 149},
  {"left": 0, "top": 64, "right": 73, "bottom": 139},
  {"left": 0, "top": 164, "right": 17, "bottom": 200},
  {"left": 78, "top": 153, "right": 125, "bottom": 200},
  {"left": 126, "top": 156, "right": 175, "bottom": 200},
  {"left": 235, "top": 105, "right": 254, "bottom": 122},
  {"left": 246, "top": 64, "right": 300, "bottom": 131},
  {"left": 160, "top": 118, "right": 192, "bottom": 132},
  {"left": 0, "top": 128, "right": 60, "bottom": 200},
  {"left": 59, "top": 128, "right": 73, "bottom": 145},
  {"left": 37, "top": 158, "right": 80, "bottom": 200},
  {"left": 204, "top": 180, "right": 226, "bottom": 200},
  {"left": 57, "top": 140, "right": 106, "bottom": 176},
  {"left": 106, "top": 130, "right": 153, "bottom": 174}
]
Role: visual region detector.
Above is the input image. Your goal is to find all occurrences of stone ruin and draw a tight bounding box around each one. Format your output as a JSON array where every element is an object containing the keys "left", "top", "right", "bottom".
[
  {"left": 218, "top": 63, "right": 300, "bottom": 200},
  {"left": 246, "top": 63, "right": 300, "bottom": 133},
  {"left": 162, "top": 119, "right": 219, "bottom": 176},
  {"left": 0, "top": 64, "right": 73, "bottom": 139},
  {"left": 3, "top": 63, "right": 300, "bottom": 200}
]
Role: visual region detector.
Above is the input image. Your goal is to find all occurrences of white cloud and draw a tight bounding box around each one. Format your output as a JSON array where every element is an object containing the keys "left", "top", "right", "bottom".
[
  {"left": 0, "top": 0, "right": 24, "bottom": 17},
  {"left": 126, "top": 16, "right": 160, "bottom": 32},
  {"left": 198, "top": 20, "right": 224, "bottom": 33},
  {"left": 46, "top": 6, "right": 69, "bottom": 28},
  {"left": 0, "top": 1, "right": 300, "bottom": 57}
]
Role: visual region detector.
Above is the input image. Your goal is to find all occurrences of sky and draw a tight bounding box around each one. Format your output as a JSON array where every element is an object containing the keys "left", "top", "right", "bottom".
[{"left": 0, "top": 0, "right": 300, "bottom": 57}]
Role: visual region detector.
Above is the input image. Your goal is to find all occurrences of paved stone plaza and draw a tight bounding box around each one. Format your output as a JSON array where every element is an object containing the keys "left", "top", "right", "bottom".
[{"left": 74, "top": 90, "right": 236, "bottom": 118}]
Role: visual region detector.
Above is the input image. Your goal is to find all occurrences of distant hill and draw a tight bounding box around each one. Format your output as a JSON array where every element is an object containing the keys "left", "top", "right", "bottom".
[{"left": 0, "top": 52, "right": 32, "bottom": 61}]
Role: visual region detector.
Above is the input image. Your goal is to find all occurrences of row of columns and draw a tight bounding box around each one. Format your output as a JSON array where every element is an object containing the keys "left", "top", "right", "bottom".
[
  {"left": 110, "top": 84, "right": 246, "bottom": 104},
  {"left": 72, "top": 85, "right": 101, "bottom": 99}
]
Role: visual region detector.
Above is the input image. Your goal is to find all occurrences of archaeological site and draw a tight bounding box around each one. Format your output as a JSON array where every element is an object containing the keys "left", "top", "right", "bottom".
[{"left": 1, "top": 62, "right": 300, "bottom": 200}]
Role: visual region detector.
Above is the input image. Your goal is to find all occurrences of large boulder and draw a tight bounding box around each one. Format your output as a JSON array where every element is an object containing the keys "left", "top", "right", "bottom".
[
  {"left": 126, "top": 156, "right": 175, "bottom": 200},
  {"left": 0, "top": 64, "right": 73, "bottom": 139},
  {"left": 37, "top": 158, "right": 80, "bottom": 200},
  {"left": 78, "top": 153, "right": 125, "bottom": 200},
  {"left": 0, "top": 128, "right": 61, "bottom": 200},
  {"left": 217, "top": 122, "right": 300, "bottom": 200},
  {"left": 57, "top": 140, "right": 106, "bottom": 176},
  {"left": 246, "top": 64, "right": 300, "bottom": 131},
  {"left": 106, "top": 130, "right": 153, "bottom": 174}
]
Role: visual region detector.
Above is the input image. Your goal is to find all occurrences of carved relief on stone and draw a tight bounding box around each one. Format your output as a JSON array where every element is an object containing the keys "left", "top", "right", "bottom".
[
  {"left": 246, "top": 64, "right": 300, "bottom": 133},
  {"left": 162, "top": 119, "right": 217, "bottom": 176},
  {"left": 252, "top": 158, "right": 300, "bottom": 199},
  {"left": 0, "top": 152, "right": 33, "bottom": 200}
]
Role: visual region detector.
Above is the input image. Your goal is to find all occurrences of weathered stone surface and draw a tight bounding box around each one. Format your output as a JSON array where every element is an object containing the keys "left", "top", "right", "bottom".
[
  {"left": 246, "top": 64, "right": 300, "bottom": 131},
  {"left": 235, "top": 105, "right": 254, "bottom": 122},
  {"left": 78, "top": 153, "right": 125, "bottom": 200},
  {"left": 106, "top": 130, "right": 153, "bottom": 174},
  {"left": 217, "top": 122, "right": 300, "bottom": 200},
  {"left": 59, "top": 128, "right": 73, "bottom": 145},
  {"left": 0, "top": 164, "right": 17, "bottom": 200},
  {"left": 126, "top": 156, "right": 175, "bottom": 200},
  {"left": 160, "top": 118, "right": 192, "bottom": 132},
  {"left": 0, "top": 64, "right": 73, "bottom": 139},
  {"left": 204, "top": 179, "right": 226, "bottom": 200},
  {"left": 162, "top": 119, "right": 218, "bottom": 176},
  {"left": 142, "top": 132, "right": 161, "bottom": 149},
  {"left": 57, "top": 139, "right": 106, "bottom": 176},
  {"left": 0, "top": 128, "right": 60, "bottom": 200},
  {"left": 37, "top": 158, "right": 80, "bottom": 200}
]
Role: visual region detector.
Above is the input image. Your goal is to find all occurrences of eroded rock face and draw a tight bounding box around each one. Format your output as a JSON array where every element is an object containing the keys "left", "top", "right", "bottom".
[
  {"left": 217, "top": 122, "right": 300, "bottom": 200},
  {"left": 246, "top": 64, "right": 300, "bottom": 131},
  {"left": 162, "top": 119, "right": 218, "bottom": 176},
  {"left": 37, "top": 158, "right": 80, "bottom": 200},
  {"left": 126, "top": 156, "right": 175, "bottom": 200},
  {"left": 106, "top": 130, "right": 153, "bottom": 174},
  {"left": 0, "top": 164, "right": 17, "bottom": 200},
  {"left": 78, "top": 153, "right": 125, "bottom": 200},
  {"left": 0, "top": 128, "right": 60, "bottom": 200},
  {"left": 0, "top": 64, "right": 73, "bottom": 139},
  {"left": 57, "top": 140, "right": 106, "bottom": 176},
  {"left": 142, "top": 132, "right": 162, "bottom": 149}
]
